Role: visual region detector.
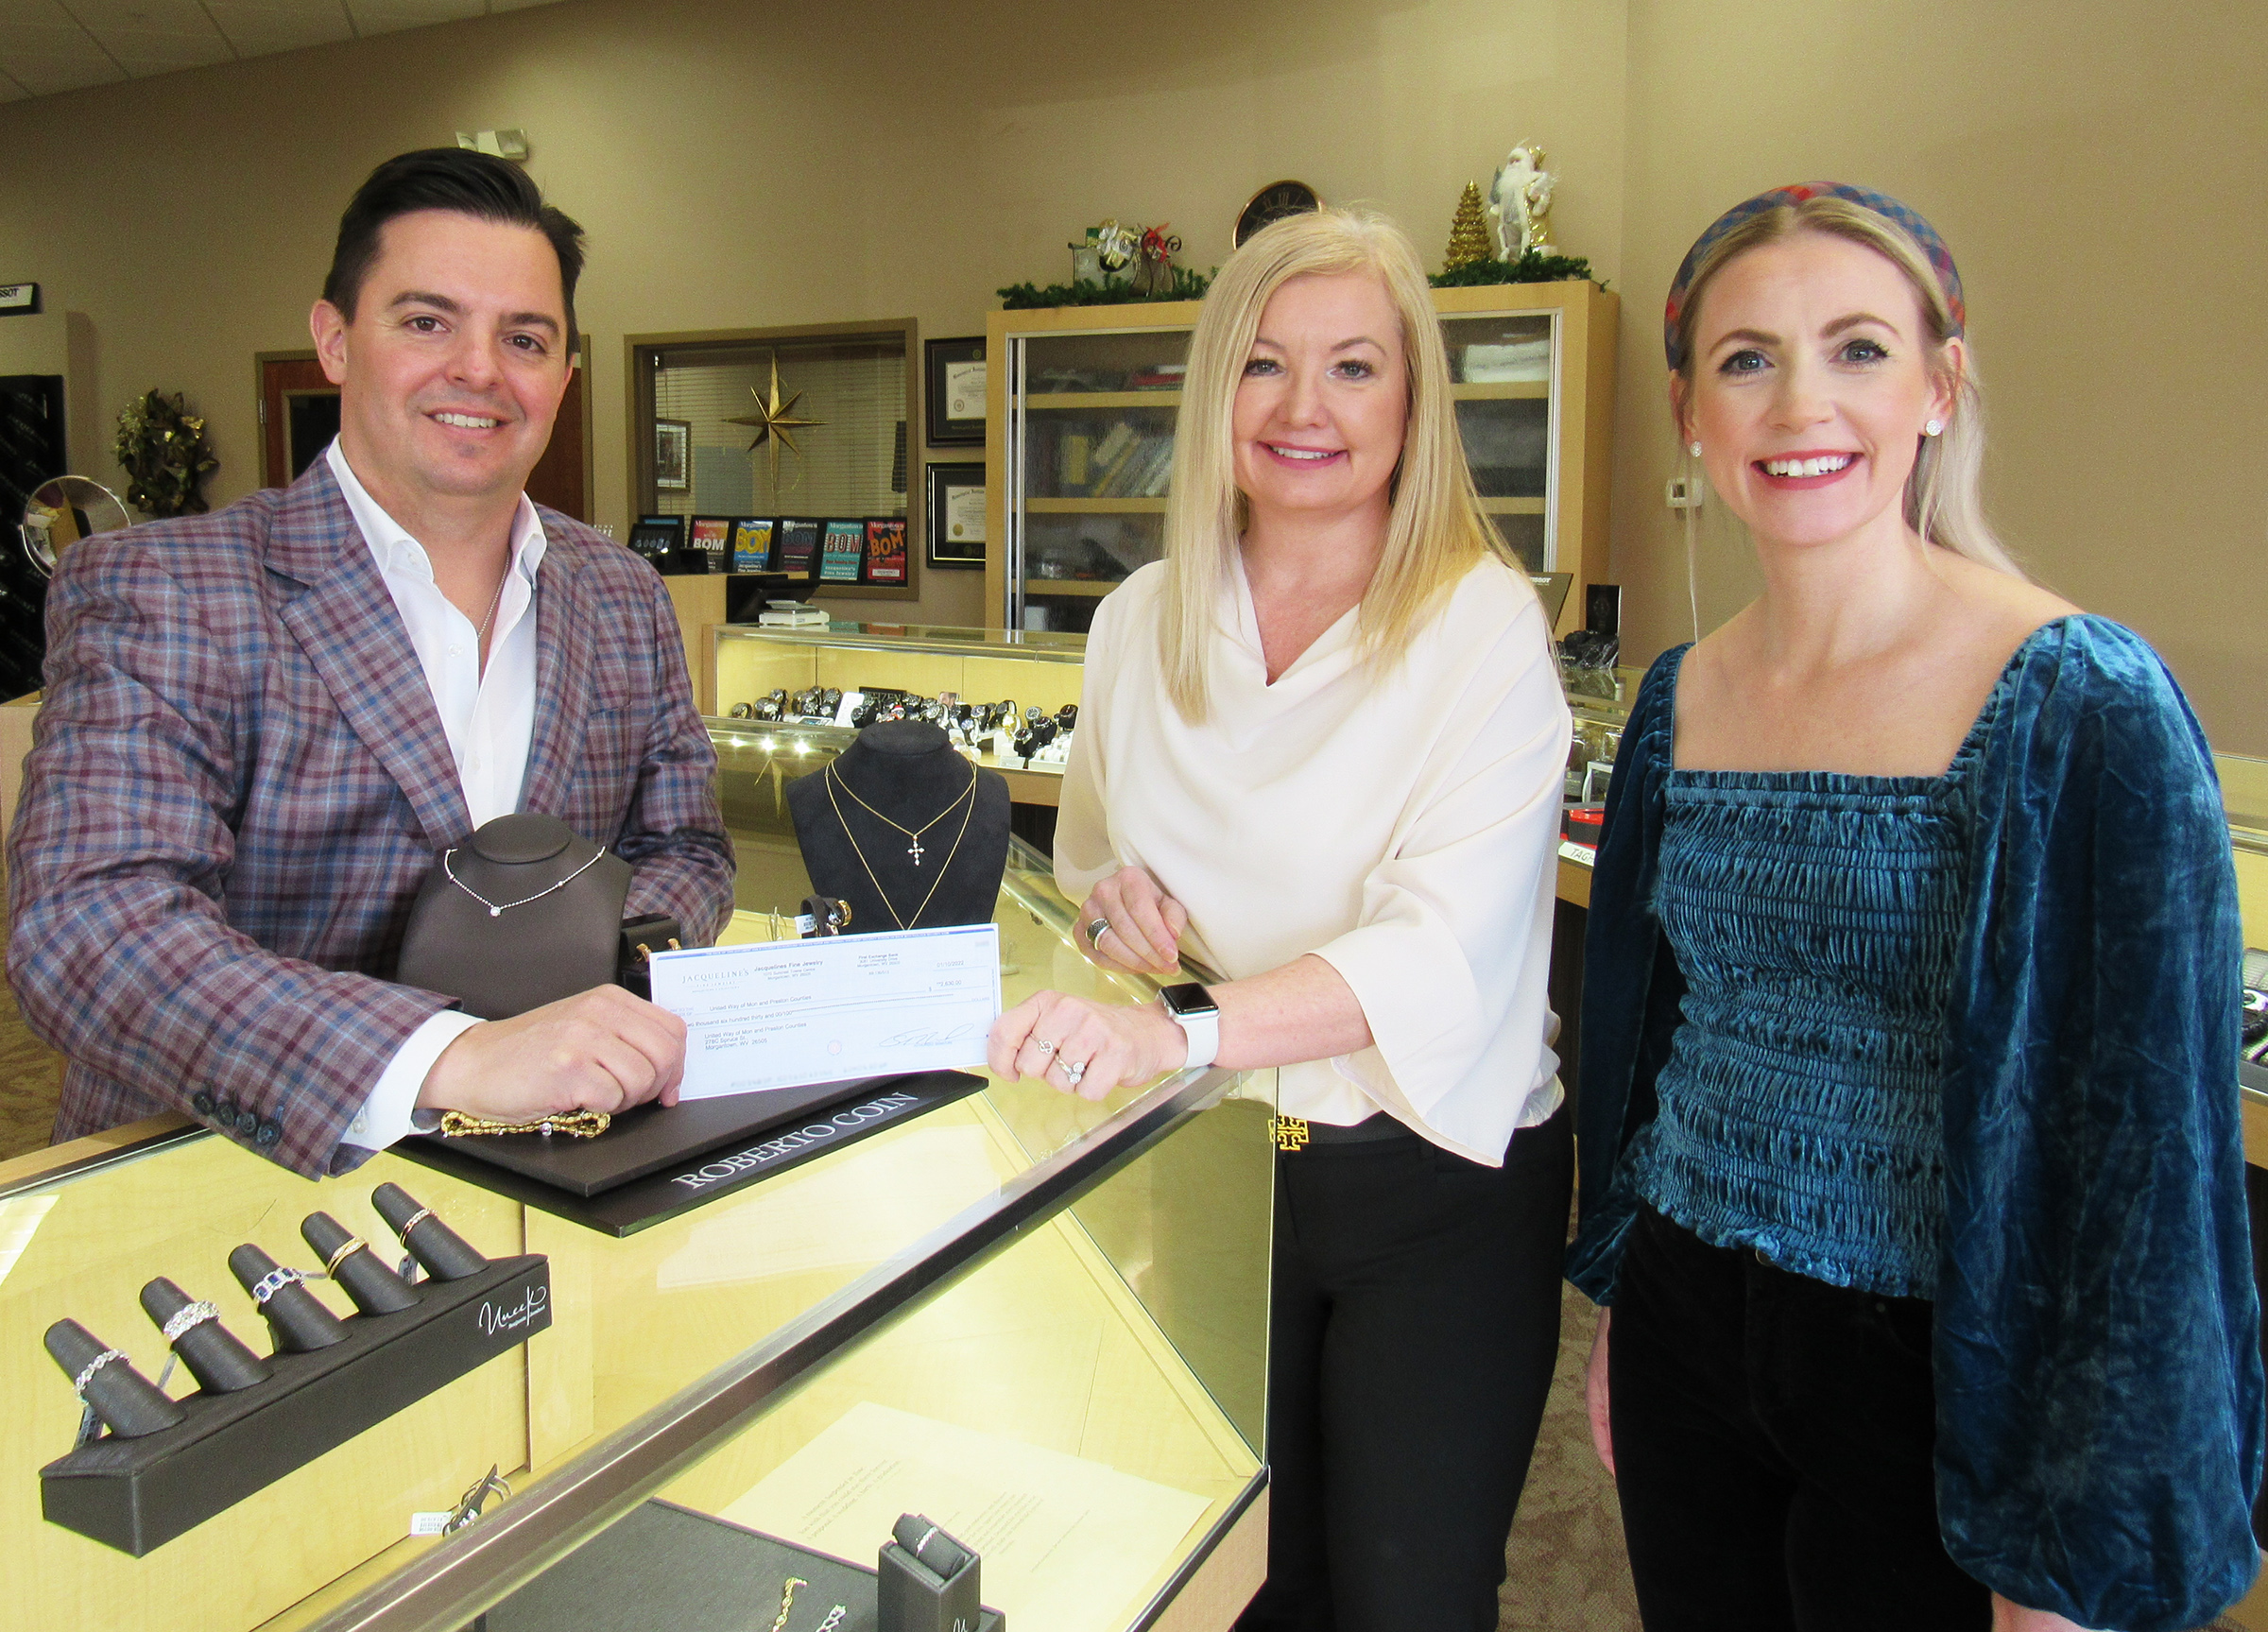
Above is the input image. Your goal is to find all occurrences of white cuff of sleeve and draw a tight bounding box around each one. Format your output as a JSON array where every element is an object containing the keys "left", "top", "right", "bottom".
[{"left": 342, "top": 1010, "right": 484, "bottom": 1151}]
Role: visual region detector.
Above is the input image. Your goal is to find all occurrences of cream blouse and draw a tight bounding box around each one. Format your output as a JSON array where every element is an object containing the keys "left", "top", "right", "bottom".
[{"left": 1054, "top": 552, "right": 1572, "bottom": 1165}]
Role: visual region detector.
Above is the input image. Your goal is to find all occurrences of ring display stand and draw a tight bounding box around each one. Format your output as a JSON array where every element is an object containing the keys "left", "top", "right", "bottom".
[
  {"left": 481, "top": 1501, "right": 1003, "bottom": 1632},
  {"left": 39, "top": 1190, "right": 550, "bottom": 1557}
]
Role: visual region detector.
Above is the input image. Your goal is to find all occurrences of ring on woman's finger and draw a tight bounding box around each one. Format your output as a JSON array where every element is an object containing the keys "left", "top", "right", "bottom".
[
  {"left": 1034, "top": 1038, "right": 1057, "bottom": 1055},
  {"left": 1061, "top": 1057, "right": 1089, "bottom": 1086},
  {"left": 1086, "top": 916, "right": 1111, "bottom": 948}
]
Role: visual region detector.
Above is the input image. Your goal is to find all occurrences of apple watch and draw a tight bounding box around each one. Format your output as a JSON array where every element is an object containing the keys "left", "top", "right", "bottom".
[{"left": 1159, "top": 982, "right": 1221, "bottom": 1072}]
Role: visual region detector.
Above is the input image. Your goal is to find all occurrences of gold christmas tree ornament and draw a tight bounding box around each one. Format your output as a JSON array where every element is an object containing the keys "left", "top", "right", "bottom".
[
  {"left": 1445, "top": 181, "right": 1493, "bottom": 269},
  {"left": 727, "top": 352, "right": 823, "bottom": 491}
]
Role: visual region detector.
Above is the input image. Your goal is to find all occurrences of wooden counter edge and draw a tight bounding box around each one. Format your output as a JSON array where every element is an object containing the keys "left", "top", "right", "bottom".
[{"left": 0, "top": 1111, "right": 192, "bottom": 1190}]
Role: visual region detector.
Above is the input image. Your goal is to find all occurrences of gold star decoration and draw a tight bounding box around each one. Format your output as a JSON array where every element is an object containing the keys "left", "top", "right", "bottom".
[{"left": 726, "top": 352, "right": 823, "bottom": 492}]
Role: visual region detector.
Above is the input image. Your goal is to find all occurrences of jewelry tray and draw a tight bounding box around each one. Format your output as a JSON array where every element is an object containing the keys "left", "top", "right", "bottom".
[
  {"left": 40, "top": 1254, "right": 550, "bottom": 1557},
  {"left": 479, "top": 1498, "right": 1004, "bottom": 1632},
  {"left": 394, "top": 1071, "right": 988, "bottom": 1238}
]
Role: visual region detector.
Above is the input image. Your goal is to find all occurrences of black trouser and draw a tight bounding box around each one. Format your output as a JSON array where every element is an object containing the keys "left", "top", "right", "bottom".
[
  {"left": 1237, "top": 1105, "right": 1573, "bottom": 1632},
  {"left": 1608, "top": 1205, "right": 1991, "bottom": 1632}
]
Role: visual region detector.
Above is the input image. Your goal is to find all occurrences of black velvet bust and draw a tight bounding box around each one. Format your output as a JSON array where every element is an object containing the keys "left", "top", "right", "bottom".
[
  {"left": 394, "top": 812, "right": 632, "bottom": 1020},
  {"left": 788, "top": 723, "right": 1009, "bottom": 933}
]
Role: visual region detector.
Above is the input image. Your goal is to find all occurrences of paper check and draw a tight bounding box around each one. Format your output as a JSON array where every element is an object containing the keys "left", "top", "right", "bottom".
[{"left": 648, "top": 923, "right": 1002, "bottom": 1100}]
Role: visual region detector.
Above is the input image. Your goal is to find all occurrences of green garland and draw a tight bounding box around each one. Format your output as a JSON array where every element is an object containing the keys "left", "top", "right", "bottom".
[
  {"left": 998, "top": 267, "right": 1214, "bottom": 310},
  {"left": 1430, "top": 249, "right": 1601, "bottom": 288},
  {"left": 113, "top": 388, "right": 218, "bottom": 517}
]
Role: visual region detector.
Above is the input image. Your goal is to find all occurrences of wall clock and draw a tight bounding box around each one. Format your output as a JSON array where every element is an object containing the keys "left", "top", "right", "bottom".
[{"left": 1234, "top": 180, "right": 1322, "bottom": 247}]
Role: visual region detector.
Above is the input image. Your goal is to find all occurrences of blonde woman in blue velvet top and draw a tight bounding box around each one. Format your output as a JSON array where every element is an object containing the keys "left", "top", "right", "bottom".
[{"left": 1566, "top": 182, "right": 2260, "bottom": 1632}]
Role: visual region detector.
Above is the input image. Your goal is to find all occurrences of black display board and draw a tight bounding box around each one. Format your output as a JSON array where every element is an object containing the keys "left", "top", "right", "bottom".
[
  {"left": 0, "top": 373, "right": 62, "bottom": 696},
  {"left": 393, "top": 1071, "right": 988, "bottom": 1237},
  {"left": 484, "top": 1499, "right": 1003, "bottom": 1632}
]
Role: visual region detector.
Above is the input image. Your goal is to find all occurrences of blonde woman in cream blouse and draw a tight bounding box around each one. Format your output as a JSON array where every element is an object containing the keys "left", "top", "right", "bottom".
[{"left": 987, "top": 209, "right": 1572, "bottom": 1631}]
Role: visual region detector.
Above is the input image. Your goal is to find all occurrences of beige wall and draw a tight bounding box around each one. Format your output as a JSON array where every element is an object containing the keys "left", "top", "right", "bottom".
[
  {"left": 0, "top": 0, "right": 1626, "bottom": 632},
  {"left": 1613, "top": 0, "right": 2268, "bottom": 753},
  {"left": 0, "top": 0, "right": 2259, "bottom": 748}
]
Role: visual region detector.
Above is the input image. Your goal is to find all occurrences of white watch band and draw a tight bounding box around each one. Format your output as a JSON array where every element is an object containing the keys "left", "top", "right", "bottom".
[{"left": 1170, "top": 1005, "right": 1220, "bottom": 1072}]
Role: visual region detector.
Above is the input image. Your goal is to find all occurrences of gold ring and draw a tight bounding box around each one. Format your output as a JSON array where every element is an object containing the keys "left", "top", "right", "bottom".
[{"left": 324, "top": 1236, "right": 367, "bottom": 1278}]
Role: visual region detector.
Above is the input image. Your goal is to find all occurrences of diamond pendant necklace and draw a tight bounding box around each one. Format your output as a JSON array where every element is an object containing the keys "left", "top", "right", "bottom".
[
  {"left": 825, "top": 761, "right": 976, "bottom": 866},
  {"left": 442, "top": 845, "right": 608, "bottom": 918}
]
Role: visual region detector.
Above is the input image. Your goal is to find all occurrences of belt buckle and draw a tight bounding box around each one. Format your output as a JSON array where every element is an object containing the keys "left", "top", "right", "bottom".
[{"left": 1272, "top": 1116, "right": 1310, "bottom": 1153}]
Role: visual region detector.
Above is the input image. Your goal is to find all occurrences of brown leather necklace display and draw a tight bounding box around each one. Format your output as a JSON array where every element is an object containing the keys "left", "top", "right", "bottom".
[{"left": 396, "top": 812, "right": 632, "bottom": 1021}]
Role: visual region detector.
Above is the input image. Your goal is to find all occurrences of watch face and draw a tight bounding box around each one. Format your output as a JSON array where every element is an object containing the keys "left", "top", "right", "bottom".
[
  {"left": 1160, "top": 982, "right": 1219, "bottom": 1018},
  {"left": 1235, "top": 180, "right": 1322, "bottom": 248}
]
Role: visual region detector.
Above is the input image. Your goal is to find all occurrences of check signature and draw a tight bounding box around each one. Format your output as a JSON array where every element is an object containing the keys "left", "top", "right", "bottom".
[{"left": 883, "top": 1022, "right": 980, "bottom": 1047}]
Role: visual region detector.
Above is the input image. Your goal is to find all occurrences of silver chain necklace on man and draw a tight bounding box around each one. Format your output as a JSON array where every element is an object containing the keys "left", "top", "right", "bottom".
[{"left": 473, "top": 567, "right": 507, "bottom": 662}]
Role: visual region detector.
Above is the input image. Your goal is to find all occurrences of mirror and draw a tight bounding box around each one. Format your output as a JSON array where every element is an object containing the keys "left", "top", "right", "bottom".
[{"left": 21, "top": 475, "right": 133, "bottom": 576}]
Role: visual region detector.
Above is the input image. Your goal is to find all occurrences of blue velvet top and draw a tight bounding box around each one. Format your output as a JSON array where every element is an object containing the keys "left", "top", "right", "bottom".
[
  {"left": 1631, "top": 640, "right": 1978, "bottom": 1297},
  {"left": 1567, "top": 617, "right": 2263, "bottom": 1632}
]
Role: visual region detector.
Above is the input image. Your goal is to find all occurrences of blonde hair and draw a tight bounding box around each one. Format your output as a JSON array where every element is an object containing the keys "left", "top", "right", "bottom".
[
  {"left": 1158, "top": 206, "right": 1511, "bottom": 720},
  {"left": 1670, "top": 195, "right": 2019, "bottom": 575}
]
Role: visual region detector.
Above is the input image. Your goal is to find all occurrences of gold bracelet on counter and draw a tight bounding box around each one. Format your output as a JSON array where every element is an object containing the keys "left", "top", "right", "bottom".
[{"left": 438, "top": 1109, "right": 611, "bottom": 1140}]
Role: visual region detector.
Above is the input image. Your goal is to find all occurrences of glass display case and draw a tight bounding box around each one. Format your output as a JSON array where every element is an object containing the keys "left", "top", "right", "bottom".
[
  {"left": 713, "top": 621, "right": 1089, "bottom": 806},
  {"left": 5, "top": 728, "right": 1270, "bottom": 1632},
  {"left": 984, "top": 283, "right": 1619, "bottom": 637}
]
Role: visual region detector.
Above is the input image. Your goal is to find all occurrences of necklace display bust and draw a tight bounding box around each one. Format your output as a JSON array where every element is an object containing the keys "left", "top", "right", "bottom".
[
  {"left": 396, "top": 812, "right": 632, "bottom": 1019},
  {"left": 788, "top": 723, "right": 1010, "bottom": 933}
]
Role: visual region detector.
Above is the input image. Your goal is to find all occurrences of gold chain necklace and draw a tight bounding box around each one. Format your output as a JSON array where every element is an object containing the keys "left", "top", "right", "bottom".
[
  {"left": 825, "top": 767, "right": 979, "bottom": 930},
  {"left": 826, "top": 761, "right": 975, "bottom": 866}
]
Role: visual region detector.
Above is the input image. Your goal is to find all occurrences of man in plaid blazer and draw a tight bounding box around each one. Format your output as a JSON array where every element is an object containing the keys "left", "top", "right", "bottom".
[{"left": 7, "top": 149, "right": 734, "bottom": 1178}]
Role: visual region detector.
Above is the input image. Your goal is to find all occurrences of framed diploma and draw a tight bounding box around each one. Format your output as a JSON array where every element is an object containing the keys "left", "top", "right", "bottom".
[
  {"left": 924, "top": 462, "right": 986, "bottom": 570},
  {"left": 924, "top": 336, "right": 986, "bottom": 447}
]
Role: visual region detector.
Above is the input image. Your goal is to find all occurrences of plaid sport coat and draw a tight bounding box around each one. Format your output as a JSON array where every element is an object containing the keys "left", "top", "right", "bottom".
[{"left": 6, "top": 457, "right": 735, "bottom": 1178}]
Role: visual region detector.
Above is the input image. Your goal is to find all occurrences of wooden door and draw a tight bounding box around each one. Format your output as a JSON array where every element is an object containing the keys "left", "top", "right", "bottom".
[{"left": 256, "top": 352, "right": 591, "bottom": 522}]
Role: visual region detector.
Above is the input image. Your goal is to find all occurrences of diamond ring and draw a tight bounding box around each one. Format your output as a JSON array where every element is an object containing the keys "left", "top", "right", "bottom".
[
  {"left": 1062, "top": 1058, "right": 1088, "bottom": 1086},
  {"left": 1034, "top": 1038, "right": 1056, "bottom": 1055}
]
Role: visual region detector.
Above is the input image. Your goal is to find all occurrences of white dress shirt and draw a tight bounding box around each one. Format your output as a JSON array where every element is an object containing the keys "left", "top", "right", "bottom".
[
  {"left": 326, "top": 439, "right": 548, "bottom": 1152},
  {"left": 1054, "top": 553, "right": 1571, "bottom": 1165}
]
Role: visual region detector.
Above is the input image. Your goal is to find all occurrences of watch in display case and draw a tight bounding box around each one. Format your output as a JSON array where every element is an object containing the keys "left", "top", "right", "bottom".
[{"left": 1159, "top": 982, "right": 1220, "bottom": 1071}]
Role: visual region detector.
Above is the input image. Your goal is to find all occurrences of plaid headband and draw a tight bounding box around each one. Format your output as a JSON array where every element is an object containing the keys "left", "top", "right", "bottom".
[{"left": 1663, "top": 181, "right": 1964, "bottom": 370}]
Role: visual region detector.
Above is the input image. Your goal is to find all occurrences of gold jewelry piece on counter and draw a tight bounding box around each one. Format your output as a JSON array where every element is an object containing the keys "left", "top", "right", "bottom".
[
  {"left": 825, "top": 767, "right": 979, "bottom": 930},
  {"left": 1273, "top": 1116, "right": 1311, "bottom": 1152},
  {"left": 323, "top": 1237, "right": 369, "bottom": 1278},
  {"left": 401, "top": 1207, "right": 434, "bottom": 1236},
  {"left": 441, "top": 843, "right": 610, "bottom": 919},
  {"left": 827, "top": 761, "right": 977, "bottom": 866},
  {"left": 768, "top": 1576, "right": 810, "bottom": 1632},
  {"left": 438, "top": 1109, "right": 611, "bottom": 1140}
]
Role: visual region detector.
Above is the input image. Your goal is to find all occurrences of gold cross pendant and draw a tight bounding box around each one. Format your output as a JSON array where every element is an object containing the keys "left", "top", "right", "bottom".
[{"left": 1272, "top": 1116, "right": 1310, "bottom": 1152}]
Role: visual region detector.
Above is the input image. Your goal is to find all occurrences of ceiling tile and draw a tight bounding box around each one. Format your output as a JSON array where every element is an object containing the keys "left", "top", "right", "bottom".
[
  {"left": 0, "top": 44, "right": 128, "bottom": 94},
  {"left": 0, "top": 1, "right": 82, "bottom": 25},
  {"left": 200, "top": 0, "right": 350, "bottom": 56},
  {"left": 345, "top": 0, "right": 483, "bottom": 39},
  {"left": 59, "top": 0, "right": 215, "bottom": 28},
  {"left": 486, "top": 0, "right": 566, "bottom": 11},
  {"left": 0, "top": 69, "right": 27, "bottom": 97},
  {"left": 72, "top": 0, "right": 235, "bottom": 75}
]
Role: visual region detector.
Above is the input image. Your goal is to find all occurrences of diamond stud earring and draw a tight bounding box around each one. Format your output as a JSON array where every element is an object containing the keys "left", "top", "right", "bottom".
[
  {"left": 1688, "top": 440, "right": 1702, "bottom": 457},
  {"left": 1923, "top": 419, "right": 1944, "bottom": 438}
]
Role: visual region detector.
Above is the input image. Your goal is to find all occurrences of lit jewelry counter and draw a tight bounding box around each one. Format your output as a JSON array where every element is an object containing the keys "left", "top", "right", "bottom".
[
  {"left": 3, "top": 729, "right": 1271, "bottom": 1632},
  {"left": 712, "top": 622, "right": 1086, "bottom": 809}
]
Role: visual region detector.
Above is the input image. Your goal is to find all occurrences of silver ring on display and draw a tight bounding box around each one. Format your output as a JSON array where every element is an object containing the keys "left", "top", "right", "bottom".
[
  {"left": 160, "top": 1301, "right": 220, "bottom": 1344},
  {"left": 73, "top": 1349, "right": 124, "bottom": 1400},
  {"left": 1034, "top": 1038, "right": 1056, "bottom": 1055},
  {"left": 916, "top": 1524, "right": 940, "bottom": 1557},
  {"left": 250, "top": 1266, "right": 305, "bottom": 1306},
  {"left": 1086, "top": 916, "right": 1111, "bottom": 948}
]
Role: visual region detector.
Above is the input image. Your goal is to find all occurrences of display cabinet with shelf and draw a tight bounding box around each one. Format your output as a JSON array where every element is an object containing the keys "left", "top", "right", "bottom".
[
  {"left": 712, "top": 621, "right": 1088, "bottom": 807},
  {"left": 5, "top": 724, "right": 1269, "bottom": 1632},
  {"left": 985, "top": 283, "right": 1618, "bottom": 636}
]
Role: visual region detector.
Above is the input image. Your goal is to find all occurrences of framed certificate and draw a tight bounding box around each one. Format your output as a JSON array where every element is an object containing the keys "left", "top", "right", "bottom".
[
  {"left": 924, "top": 336, "right": 986, "bottom": 447},
  {"left": 924, "top": 462, "right": 985, "bottom": 570}
]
